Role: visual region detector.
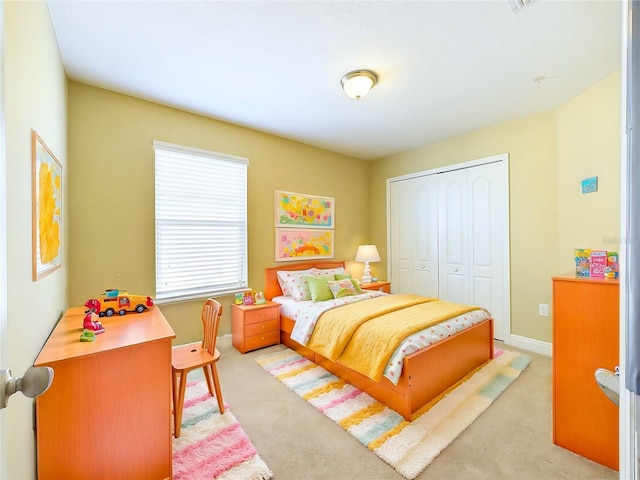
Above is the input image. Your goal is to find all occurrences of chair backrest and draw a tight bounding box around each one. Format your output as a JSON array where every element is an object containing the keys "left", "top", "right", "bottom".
[{"left": 202, "top": 298, "right": 222, "bottom": 355}]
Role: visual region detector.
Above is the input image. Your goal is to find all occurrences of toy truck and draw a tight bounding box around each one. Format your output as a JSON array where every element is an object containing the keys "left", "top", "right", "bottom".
[{"left": 85, "top": 289, "right": 154, "bottom": 317}]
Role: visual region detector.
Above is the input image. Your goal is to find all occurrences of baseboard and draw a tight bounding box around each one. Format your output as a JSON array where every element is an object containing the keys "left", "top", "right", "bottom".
[{"left": 508, "top": 334, "right": 552, "bottom": 356}]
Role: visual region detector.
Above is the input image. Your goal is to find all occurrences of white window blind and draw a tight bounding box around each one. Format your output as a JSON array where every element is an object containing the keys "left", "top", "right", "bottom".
[{"left": 153, "top": 141, "right": 248, "bottom": 302}]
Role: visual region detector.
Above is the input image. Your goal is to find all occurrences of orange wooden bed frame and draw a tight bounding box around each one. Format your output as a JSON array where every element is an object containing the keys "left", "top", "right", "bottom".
[{"left": 265, "top": 260, "right": 494, "bottom": 420}]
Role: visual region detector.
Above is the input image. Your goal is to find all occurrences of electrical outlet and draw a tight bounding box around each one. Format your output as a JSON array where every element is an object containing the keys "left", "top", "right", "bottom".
[{"left": 539, "top": 303, "right": 549, "bottom": 316}]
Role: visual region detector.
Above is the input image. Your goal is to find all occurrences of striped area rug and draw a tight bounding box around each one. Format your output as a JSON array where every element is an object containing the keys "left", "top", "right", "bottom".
[
  {"left": 172, "top": 380, "right": 273, "bottom": 480},
  {"left": 256, "top": 348, "right": 530, "bottom": 480}
]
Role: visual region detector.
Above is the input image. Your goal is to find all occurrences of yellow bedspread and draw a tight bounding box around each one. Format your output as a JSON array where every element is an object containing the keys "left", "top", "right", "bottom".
[{"left": 307, "top": 294, "right": 479, "bottom": 382}]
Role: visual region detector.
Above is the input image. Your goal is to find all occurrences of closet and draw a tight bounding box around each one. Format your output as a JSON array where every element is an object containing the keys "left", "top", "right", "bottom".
[{"left": 388, "top": 154, "right": 509, "bottom": 340}]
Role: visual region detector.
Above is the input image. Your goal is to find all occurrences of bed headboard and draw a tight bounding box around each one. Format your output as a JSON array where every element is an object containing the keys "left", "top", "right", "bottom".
[{"left": 264, "top": 260, "right": 346, "bottom": 300}]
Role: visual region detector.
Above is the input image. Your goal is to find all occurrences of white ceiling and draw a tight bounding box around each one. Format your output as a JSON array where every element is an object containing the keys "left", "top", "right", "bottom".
[{"left": 46, "top": 0, "right": 622, "bottom": 161}]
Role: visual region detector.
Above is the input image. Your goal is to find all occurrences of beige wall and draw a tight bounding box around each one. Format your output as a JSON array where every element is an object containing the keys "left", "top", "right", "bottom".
[
  {"left": 557, "top": 72, "right": 621, "bottom": 270},
  {"left": 67, "top": 82, "right": 370, "bottom": 344},
  {"left": 370, "top": 71, "right": 621, "bottom": 343},
  {"left": 4, "top": 2, "right": 68, "bottom": 479}
]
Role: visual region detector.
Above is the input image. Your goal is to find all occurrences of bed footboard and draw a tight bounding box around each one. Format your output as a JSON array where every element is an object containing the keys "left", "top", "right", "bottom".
[
  {"left": 403, "top": 318, "right": 494, "bottom": 418},
  {"left": 279, "top": 315, "right": 494, "bottom": 420}
]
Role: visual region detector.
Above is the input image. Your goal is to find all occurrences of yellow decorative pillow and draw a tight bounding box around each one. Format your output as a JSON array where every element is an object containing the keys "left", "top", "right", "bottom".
[
  {"left": 334, "top": 273, "right": 363, "bottom": 293},
  {"left": 328, "top": 279, "right": 361, "bottom": 299}
]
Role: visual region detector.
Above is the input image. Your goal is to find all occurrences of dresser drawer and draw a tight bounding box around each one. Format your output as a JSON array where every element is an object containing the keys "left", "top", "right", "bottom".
[
  {"left": 245, "top": 319, "right": 278, "bottom": 336},
  {"left": 245, "top": 330, "right": 279, "bottom": 351},
  {"left": 244, "top": 306, "right": 279, "bottom": 324}
]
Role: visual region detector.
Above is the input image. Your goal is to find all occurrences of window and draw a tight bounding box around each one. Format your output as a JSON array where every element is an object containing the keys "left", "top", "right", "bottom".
[{"left": 153, "top": 141, "right": 248, "bottom": 302}]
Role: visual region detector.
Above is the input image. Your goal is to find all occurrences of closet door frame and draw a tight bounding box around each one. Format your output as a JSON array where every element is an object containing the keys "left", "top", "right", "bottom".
[{"left": 386, "top": 153, "right": 511, "bottom": 343}]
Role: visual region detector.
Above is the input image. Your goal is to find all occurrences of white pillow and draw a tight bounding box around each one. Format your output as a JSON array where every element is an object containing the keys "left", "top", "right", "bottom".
[
  {"left": 277, "top": 268, "right": 317, "bottom": 300},
  {"left": 314, "top": 267, "right": 346, "bottom": 277}
]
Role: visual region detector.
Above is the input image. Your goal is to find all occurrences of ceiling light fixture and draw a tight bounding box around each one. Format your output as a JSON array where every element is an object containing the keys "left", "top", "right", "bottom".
[{"left": 340, "top": 70, "right": 378, "bottom": 100}]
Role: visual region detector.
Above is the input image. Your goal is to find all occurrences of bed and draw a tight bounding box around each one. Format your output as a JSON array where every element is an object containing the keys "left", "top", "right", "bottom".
[{"left": 264, "top": 260, "right": 494, "bottom": 421}]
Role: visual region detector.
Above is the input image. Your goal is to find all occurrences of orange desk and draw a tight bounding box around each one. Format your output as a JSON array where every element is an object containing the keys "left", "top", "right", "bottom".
[{"left": 34, "top": 306, "right": 175, "bottom": 480}]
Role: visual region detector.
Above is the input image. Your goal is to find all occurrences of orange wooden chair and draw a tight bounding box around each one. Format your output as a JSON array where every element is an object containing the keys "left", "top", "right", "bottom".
[{"left": 171, "top": 298, "right": 225, "bottom": 438}]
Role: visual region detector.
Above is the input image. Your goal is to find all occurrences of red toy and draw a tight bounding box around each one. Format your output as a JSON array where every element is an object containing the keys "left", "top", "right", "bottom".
[{"left": 83, "top": 299, "right": 105, "bottom": 334}]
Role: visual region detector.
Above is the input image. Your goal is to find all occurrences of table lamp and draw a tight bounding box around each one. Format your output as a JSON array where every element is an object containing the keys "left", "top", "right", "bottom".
[{"left": 355, "top": 244, "right": 380, "bottom": 283}]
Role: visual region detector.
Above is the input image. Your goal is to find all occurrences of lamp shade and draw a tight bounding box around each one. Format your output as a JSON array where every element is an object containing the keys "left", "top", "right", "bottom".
[
  {"left": 355, "top": 244, "right": 380, "bottom": 263},
  {"left": 341, "top": 70, "right": 378, "bottom": 100}
]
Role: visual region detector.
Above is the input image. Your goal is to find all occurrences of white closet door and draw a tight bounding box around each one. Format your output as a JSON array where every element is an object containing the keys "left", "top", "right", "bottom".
[
  {"left": 387, "top": 154, "right": 509, "bottom": 341},
  {"left": 437, "top": 169, "right": 469, "bottom": 304},
  {"left": 389, "top": 180, "right": 413, "bottom": 293},
  {"left": 468, "top": 162, "right": 505, "bottom": 340},
  {"left": 412, "top": 175, "right": 439, "bottom": 297}
]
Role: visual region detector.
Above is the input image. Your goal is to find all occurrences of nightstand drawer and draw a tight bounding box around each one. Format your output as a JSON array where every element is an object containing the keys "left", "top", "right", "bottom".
[
  {"left": 244, "top": 306, "right": 279, "bottom": 324},
  {"left": 245, "top": 319, "right": 278, "bottom": 336},
  {"left": 360, "top": 281, "right": 391, "bottom": 293},
  {"left": 245, "top": 331, "right": 279, "bottom": 351}
]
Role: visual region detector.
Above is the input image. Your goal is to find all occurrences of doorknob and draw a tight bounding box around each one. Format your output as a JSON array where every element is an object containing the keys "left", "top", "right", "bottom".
[
  {"left": 594, "top": 367, "right": 619, "bottom": 407},
  {"left": 0, "top": 366, "right": 54, "bottom": 409}
]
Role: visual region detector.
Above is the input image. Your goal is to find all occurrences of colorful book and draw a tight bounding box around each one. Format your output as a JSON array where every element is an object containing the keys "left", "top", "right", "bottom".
[
  {"left": 575, "top": 248, "right": 591, "bottom": 277},
  {"left": 606, "top": 251, "right": 619, "bottom": 278},
  {"left": 590, "top": 250, "right": 607, "bottom": 277}
]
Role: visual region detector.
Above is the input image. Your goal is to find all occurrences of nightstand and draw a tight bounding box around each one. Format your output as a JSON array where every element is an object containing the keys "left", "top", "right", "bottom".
[
  {"left": 231, "top": 301, "right": 280, "bottom": 353},
  {"left": 360, "top": 281, "right": 391, "bottom": 293}
]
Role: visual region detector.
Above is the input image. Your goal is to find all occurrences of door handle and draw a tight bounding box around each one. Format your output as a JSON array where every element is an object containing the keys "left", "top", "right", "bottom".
[{"left": 0, "top": 366, "right": 54, "bottom": 409}]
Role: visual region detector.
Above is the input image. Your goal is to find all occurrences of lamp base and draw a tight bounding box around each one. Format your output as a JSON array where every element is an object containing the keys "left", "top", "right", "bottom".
[{"left": 361, "top": 262, "right": 372, "bottom": 284}]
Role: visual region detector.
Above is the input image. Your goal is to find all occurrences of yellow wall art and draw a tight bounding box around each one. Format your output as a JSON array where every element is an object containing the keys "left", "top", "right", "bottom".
[
  {"left": 32, "top": 130, "right": 62, "bottom": 280},
  {"left": 275, "top": 190, "right": 334, "bottom": 228},
  {"left": 275, "top": 228, "right": 334, "bottom": 262}
]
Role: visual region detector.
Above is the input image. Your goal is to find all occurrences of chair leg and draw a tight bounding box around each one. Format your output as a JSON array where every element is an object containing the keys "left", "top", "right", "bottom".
[
  {"left": 202, "top": 365, "right": 214, "bottom": 396},
  {"left": 174, "top": 369, "right": 188, "bottom": 438},
  {"left": 210, "top": 363, "right": 224, "bottom": 414},
  {"left": 171, "top": 369, "right": 178, "bottom": 415}
]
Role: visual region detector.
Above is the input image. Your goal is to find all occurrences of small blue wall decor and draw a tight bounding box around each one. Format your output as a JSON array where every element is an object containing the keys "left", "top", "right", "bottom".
[{"left": 581, "top": 176, "right": 598, "bottom": 194}]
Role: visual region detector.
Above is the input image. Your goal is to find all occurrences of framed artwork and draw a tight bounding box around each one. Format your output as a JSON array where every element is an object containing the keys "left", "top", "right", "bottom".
[
  {"left": 275, "top": 228, "right": 334, "bottom": 262},
  {"left": 275, "top": 190, "right": 334, "bottom": 228},
  {"left": 32, "top": 130, "right": 62, "bottom": 280}
]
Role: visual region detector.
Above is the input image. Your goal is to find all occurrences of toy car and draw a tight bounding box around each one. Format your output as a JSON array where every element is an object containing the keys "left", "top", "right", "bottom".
[{"left": 85, "top": 289, "right": 154, "bottom": 317}]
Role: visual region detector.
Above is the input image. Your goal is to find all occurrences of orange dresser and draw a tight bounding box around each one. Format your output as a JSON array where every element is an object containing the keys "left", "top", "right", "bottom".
[
  {"left": 34, "top": 306, "right": 176, "bottom": 480},
  {"left": 552, "top": 274, "right": 619, "bottom": 470},
  {"left": 232, "top": 301, "right": 280, "bottom": 353}
]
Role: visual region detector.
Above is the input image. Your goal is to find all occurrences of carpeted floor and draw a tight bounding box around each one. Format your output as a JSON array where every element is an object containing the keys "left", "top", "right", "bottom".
[
  {"left": 214, "top": 335, "right": 619, "bottom": 480},
  {"left": 256, "top": 347, "right": 530, "bottom": 479}
]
